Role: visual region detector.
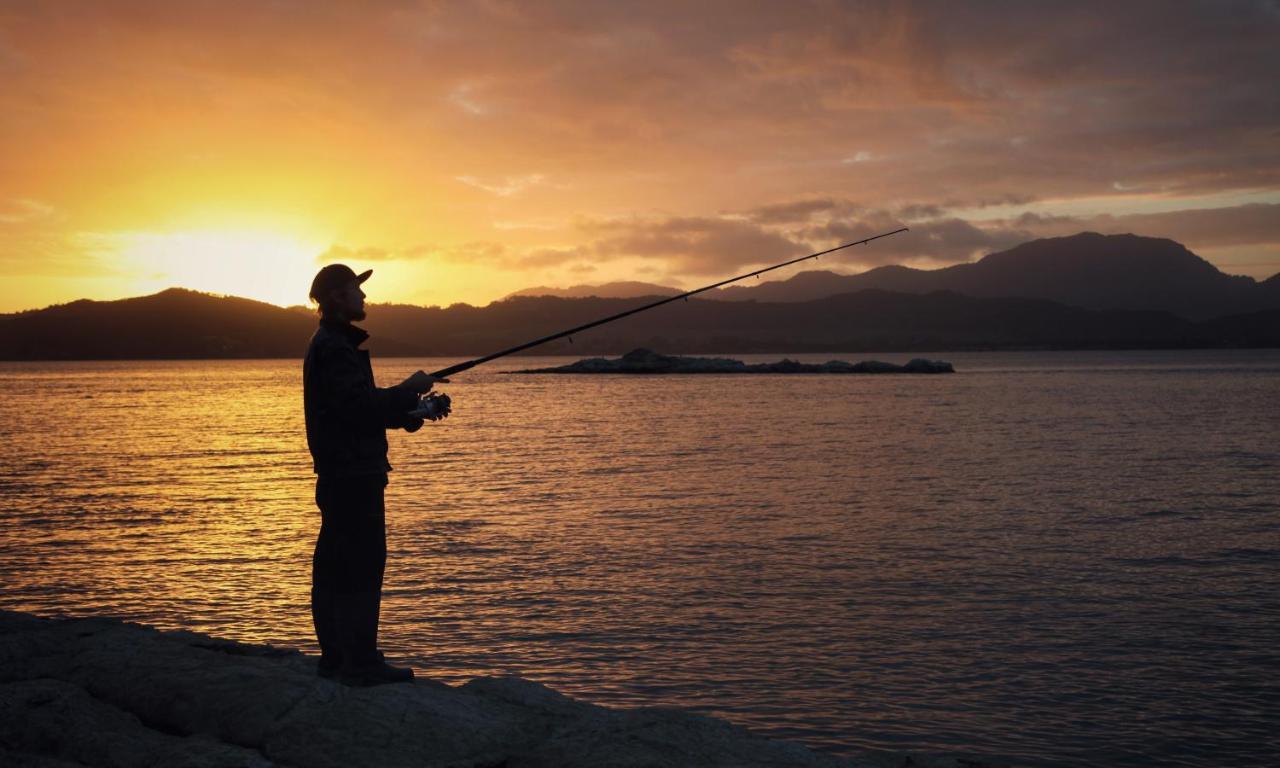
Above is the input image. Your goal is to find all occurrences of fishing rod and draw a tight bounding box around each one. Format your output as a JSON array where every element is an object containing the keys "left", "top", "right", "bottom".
[{"left": 426, "top": 227, "right": 908, "bottom": 381}]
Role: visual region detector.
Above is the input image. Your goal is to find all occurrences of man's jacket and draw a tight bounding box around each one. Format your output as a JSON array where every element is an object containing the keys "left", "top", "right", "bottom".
[{"left": 303, "top": 319, "right": 420, "bottom": 477}]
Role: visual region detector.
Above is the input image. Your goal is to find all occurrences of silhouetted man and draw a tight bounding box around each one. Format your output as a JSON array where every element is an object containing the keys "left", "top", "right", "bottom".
[{"left": 303, "top": 264, "right": 447, "bottom": 686}]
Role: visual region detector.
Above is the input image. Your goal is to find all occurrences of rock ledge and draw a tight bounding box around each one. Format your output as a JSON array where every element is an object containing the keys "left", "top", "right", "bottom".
[{"left": 0, "top": 610, "right": 997, "bottom": 767}]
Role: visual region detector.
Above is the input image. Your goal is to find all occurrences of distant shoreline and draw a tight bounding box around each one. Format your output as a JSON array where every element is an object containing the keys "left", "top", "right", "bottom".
[
  {"left": 4, "top": 247, "right": 1279, "bottom": 359},
  {"left": 2, "top": 343, "right": 1278, "bottom": 363}
]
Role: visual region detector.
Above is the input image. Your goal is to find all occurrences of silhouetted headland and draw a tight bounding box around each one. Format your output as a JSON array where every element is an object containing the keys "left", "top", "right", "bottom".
[
  {"left": 510, "top": 348, "right": 955, "bottom": 374},
  {"left": 0, "top": 610, "right": 1000, "bottom": 767}
]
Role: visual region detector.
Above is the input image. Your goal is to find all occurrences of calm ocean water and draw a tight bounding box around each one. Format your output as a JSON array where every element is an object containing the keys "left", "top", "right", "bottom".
[{"left": 1, "top": 350, "right": 1277, "bottom": 766}]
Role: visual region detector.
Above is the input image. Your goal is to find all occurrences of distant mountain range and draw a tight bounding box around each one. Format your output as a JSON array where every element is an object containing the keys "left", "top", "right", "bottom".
[
  {"left": 524, "top": 232, "right": 1279, "bottom": 320},
  {"left": 1, "top": 232, "right": 1277, "bottom": 359},
  {"left": 711, "top": 232, "right": 1280, "bottom": 320}
]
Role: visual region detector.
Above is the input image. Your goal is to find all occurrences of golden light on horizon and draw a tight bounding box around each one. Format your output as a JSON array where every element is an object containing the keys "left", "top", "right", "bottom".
[{"left": 113, "top": 228, "right": 328, "bottom": 308}]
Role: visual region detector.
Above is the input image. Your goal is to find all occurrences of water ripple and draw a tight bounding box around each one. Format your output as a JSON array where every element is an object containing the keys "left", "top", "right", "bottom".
[{"left": 1, "top": 350, "right": 1278, "bottom": 767}]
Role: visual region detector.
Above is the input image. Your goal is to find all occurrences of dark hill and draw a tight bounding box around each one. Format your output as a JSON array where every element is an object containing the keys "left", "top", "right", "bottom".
[
  {"left": 5, "top": 286, "right": 1274, "bottom": 360},
  {"left": 5, "top": 230, "right": 1280, "bottom": 360},
  {"left": 0, "top": 289, "right": 410, "bottom": 360},
  {"left": 1263, "top": 272, "right": 1280, "bottom": 300},
  {"left": 713, "top": 233, "right": 1277, "bottom": 320}
]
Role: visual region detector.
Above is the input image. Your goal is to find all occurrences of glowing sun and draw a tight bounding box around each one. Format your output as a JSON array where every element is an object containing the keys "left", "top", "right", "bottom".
[{"left": 115, "top": 229, "right": 328, "bottom": 307}]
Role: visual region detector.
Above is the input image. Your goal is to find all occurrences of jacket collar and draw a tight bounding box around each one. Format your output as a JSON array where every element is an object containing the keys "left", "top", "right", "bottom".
[{"left": 319, "top": 318, "right": 370, "bottom": 348}]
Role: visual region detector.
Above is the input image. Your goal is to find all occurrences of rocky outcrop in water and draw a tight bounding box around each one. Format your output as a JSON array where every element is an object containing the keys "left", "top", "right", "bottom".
[
  {"left": 0, "top": 610, "right": 998, "bottom": 768},
  {"left": 511, "top": 348, "right": 955, "bottom": 374}
]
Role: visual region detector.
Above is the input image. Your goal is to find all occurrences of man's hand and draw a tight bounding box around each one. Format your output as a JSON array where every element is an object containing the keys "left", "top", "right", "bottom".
[
  {"left": 413, "top": 393, "right": 451, "bottom": 421},
  {"left": 401, "top": 370, "right": 448, "bottom": 394}
]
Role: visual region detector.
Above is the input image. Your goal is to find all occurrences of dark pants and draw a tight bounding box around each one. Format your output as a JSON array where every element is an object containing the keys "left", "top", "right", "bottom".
[
  {"left": 312, "top": 473, "right": 389, "bottom": 666},
  {"left": 313, "top": 473, "right": 388, "bottom": 591}
]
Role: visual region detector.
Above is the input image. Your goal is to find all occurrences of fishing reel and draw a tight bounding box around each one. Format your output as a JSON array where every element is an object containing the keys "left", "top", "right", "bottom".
[{"left": 412, "top": 392, "right": 452, "bottom": 421}]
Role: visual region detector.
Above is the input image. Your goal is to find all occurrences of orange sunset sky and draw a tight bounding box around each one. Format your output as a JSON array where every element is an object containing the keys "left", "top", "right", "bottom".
[{"left": 1, "top": 1, "right": 1277, "bottom": 313}]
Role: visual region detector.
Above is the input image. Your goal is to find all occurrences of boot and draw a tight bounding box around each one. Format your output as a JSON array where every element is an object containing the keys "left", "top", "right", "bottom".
[
  {"left": 334, "top": 590, "right": 414, "bottom": 686},
  {"left": 310, "top": 587, "right": 343, "bottom": 678}
]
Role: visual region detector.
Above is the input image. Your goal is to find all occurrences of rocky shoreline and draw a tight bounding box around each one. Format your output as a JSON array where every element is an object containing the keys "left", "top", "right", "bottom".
[
  {"left": 0, "top": 610, "right": 1004, "bottom": 767},
  {"left": 510, "top": 349, "right": 955, "bottom": 375}
]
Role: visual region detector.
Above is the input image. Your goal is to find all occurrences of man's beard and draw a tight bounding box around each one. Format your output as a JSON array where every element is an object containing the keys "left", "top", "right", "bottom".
[{"left": 351, "top": 307, "right": 367, "bottom": 321}]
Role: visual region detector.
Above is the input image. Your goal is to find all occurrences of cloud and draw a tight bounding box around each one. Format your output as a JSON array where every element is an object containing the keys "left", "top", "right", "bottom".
[
  {"left": 0, "top": 33, "right": 26, "bottom": 74},
  {"left": 395, "top": 238, "right": 583, "bottom": 274},
  {"left": 402, "top": 244, "right": 436, "bottom": 259},
  {"left": 508, "top": 246, "right": 593, "bottom": 269},
  {"left": 455, "top": 173, "right": 547, "bottom": 197},
  {"left": 6, "top": 4, "right": 1276, "bottom": 208},
  {"left": 806, "top": 202, "right": 1280, "bottom": 270},
  {"left": 462, "top": 199, "right": 1280, "bottom": 282},
  {"left": 434, "top": 241, "right": 508, "bottom": 263},
  {"left": 0, "top": 230, "right": 120, "bottom": 276},
  {"left": 806, "top": 211, "right": 1031, "bottom": 266},
  {"left": 1005, "top": 203, "right": 1280, "bottom": 250},
  {"left": 0, "top": 198, "right": 54, "bottom": 224},
  {"left": 896, "top": 204, "right": 947, "bottom": 221},
  {"left": 318, "top": 244, "right": 393, "bottom": 263},
  {"left": 448, "top": 83, "right": 491, "bottom": 115},
  {"left": 586, "top": 215, "right": 811, "bottom": 274},
  {"left": 742, "top": 198, "right": 857, "bottom": 225},
  {"left": 6, "top": 3, "right": 1276, "bottom": 204},
  {"left": 0, "top": 199, "right": 99, "bottom": 277},
  {"left": 319, "top": 243, "right": 481, "bottom": 264},
  {"left": 947, "top": 194, "right": 1038, "bottom": 210}
]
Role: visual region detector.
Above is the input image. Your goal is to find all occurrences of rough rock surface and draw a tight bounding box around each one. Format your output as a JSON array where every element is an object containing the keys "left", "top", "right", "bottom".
[
  {"left": 0, "top": 610, "right": 997, "bottom": 768},
  {"left": 511, "top": 349, "right": 955, "bottom": 374}
]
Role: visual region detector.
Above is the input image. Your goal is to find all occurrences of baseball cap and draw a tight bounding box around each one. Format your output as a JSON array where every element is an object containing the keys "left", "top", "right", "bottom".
[{"left": 309, "top": 264, "right": 372, "bottom": 303}]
